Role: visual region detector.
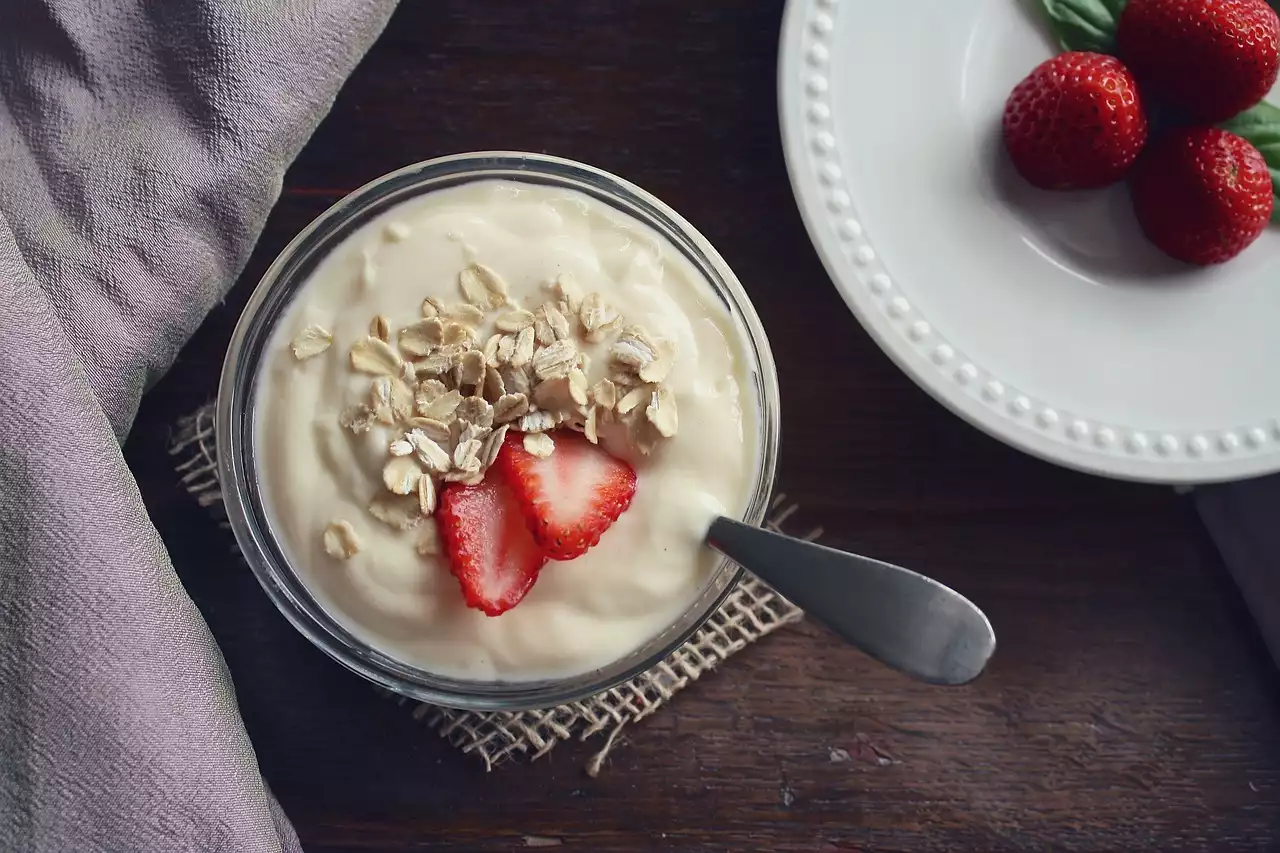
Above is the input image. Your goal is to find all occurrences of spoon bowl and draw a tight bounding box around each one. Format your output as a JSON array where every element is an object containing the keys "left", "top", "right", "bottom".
[{"left": 707, "top": 517, "right": 996, "bottom": 685}]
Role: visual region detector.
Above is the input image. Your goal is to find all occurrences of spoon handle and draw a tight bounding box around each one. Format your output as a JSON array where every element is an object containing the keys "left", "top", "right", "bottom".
[{"left": 707, "top": 517, "right": 996, "bottom": 686}]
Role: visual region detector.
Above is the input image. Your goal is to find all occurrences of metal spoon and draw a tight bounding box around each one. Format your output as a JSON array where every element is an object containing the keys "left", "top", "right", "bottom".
[{"left": 706, "top": 517, "right": 996, "bottom": 686}]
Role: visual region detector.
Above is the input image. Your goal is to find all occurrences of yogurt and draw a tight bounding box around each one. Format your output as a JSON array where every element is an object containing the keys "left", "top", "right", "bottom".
[{"left": 256, "top": 180, "right": 757, "bottom": 681}]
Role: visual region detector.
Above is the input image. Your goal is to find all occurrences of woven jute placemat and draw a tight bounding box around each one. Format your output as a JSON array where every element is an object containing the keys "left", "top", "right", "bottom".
[{"left": 170, "top": 402, "right": 818, "bottom": 772}]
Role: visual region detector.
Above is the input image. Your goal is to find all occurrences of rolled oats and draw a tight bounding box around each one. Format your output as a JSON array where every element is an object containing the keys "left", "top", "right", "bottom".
[
  {"left": 519, "top": 410, "right": 557, "bottom": 433},
  {"left": 533, "top": 310, "right": 555, "bottom": 347},
  {"left": 397, "top": 318, "right": 443, "bottom": 356},
  {"left": 608, "top": 361, "right": 641, "bottom": 389},
  {"left": 616, "top": 385, "right": 649, "bottom": 416},
  {"left": 383, "top": 456, "right": 423, "bottom": 495},
  {"left": 418, "top": 473, "right": 438, "bottom": 516},
  {"left": 645, "top": 386, "right": 678, "bottom": 438},
  {"left": 368, "top": 494, "right": 423, "bottom": 530},
  {"left": 350, "top": 336, "right": 403, "bottom": 375},
  {"left": 359, "top": 249, "right": 377, "bottom": 288},
  {"left": 482, "top": 367, "right": 506, "bottom": 403},
  {"left": 496, "top": 334, "right": 516, "bottom": 365},
  {"left": 370, "top": 377, "right": 396, "bottom": 424},
  {"left": 456, "top": 349, "right": 486, "bottom": 388},
  {"left": 639, "top": 339, "right": 677, "bottom": 384},
  {"left": 388, "top": 376, "right": 415, "bottom": 422},
  {"left": 455, "top": 396, "right": 494, "bottom": 430},
  {"left": 455, "top": 421, "right": 486, "bottom": 447},
  {"left": 496, "top": 308, "right": 535, "bottom": 333},
  {"left": 441, "top": 321, "right": 472, "bottom": 348},
  {"left": 580, "top": 292, "right": 620, "bottom": 342},
  {"left": 531, "top": 339, "right": 577, "bottom": 381},
  {"left": 567, "top": 367, "right": 589, "bottom": 407},
  {"left": 443, "top": 468, "right": 485, "bottom": 485},
  {"left": 418, "top": 388, "right": 463, "bottom": 422},
  {"left": 470, "top": 263, "right": 510, "bottom": 308},
  {"left": 453, "top": 438, "right": 483, "bottom": 473},
  {"left": 510, "top": 326, "right": 535, "bottom": 368},
  {"left": 481, "top": 424, "right": 509, "bottom": 468},
  {"left": 458, "top": 266, "right": 489, "bottom": 307},
  {"left": 482, "top": 334, "right": 502, "bottom": 367},
  {"left": 414, "top": 379, "right": 447, "bottom": 408},
  {"left": 436, "top": 342, "right": 470, "bottom": 361},
  {"left": 493, "top": 393, "right": 530, "bottom": 425},
  {"left": 407, "top": 429, "right": 452, "bottom": 473},
  {"left": 323, "top": 520, "right": 361, "bottom": 559},
  {"left": 552, "top": 272, "right": 583, "bottom": 313},
  {"left": 445, "top": 303, "right": 486, "bottom": 328},
  {"left": 591, "top": 378, "right": 618, "bottom": 411},
  {"left": 413, "top": 352, "right": 455, "bottom": 378},
  {"left": 405, "top": 417, "right": 452, "bottom": 444},
  {"left": 523, "top": 432, "right": 555, "bottom": 458},
  {"left": 339, "top": 404, "right": 377, "bottom": 433},
  {"left": 291, "top": 324, "right": 333, "bottom": 360},
  {"left": 611, "top": 325, "right": 658, "bottom": 371},
  {"left": 543, "top": 303, "right": 572, "bottom": 341},
  {"left": 532, "top": 376, "right": 575, "bottom": 412},
  {"left": 339, "top": 256, "right": 687, "bottom": 534},
  {"left": 500, "top": 364, "right": 531, "bottom": 396}
]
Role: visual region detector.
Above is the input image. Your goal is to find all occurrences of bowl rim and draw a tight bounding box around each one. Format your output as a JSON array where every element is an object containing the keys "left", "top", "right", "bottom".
[{"left": 216, "top": 151, "right": 782, "bottom": 711}]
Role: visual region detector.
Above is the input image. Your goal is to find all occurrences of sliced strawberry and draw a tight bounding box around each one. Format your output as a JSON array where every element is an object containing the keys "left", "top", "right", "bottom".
[
  {"left": 495, "top": 430, "right": 638, "bottom": 561},
  {"left": 436, "top": 477, "right": 547, "bottom": 616}
]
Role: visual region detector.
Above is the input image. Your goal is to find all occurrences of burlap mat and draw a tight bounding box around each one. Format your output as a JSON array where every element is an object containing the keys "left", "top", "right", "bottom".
[{"left": 170, "top": 403, "right": 817, "bottom": 772}]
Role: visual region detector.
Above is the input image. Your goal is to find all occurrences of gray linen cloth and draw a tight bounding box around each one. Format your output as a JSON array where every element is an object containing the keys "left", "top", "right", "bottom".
[{"left": 0, "top": 1, "right": 396, "bottom": 850}]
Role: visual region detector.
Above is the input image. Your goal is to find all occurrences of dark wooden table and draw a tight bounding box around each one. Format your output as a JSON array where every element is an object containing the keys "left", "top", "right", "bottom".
[{"left": 123, "top": 2, "right": 1280, "bottom": 850}]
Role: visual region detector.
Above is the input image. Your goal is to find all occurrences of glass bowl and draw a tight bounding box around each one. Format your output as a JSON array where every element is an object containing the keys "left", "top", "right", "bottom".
[{"left": 216, "top": 152, "right": 781, "bottom": 711}]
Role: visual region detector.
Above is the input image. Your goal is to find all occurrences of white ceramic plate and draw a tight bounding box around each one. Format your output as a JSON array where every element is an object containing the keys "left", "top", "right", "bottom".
[{"left": 779, "top": 0, "right": 1280, "bottom": 483}]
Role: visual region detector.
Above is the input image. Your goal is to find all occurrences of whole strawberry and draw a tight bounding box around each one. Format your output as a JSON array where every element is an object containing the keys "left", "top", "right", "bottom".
[
  {"left": 1003, "top": 51, "right": 1149, "bottom": 190},
  {"left": 1129, "top": 127, "right": 1274, "bottom": 265},
  {"left": 1118, "top": 0, "right": 1280, "bottom": 124}
]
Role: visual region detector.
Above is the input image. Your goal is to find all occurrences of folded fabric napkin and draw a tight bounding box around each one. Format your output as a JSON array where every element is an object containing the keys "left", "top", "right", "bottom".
[{"left": 0, "top": 2, "right": 396, "bottom": 850}]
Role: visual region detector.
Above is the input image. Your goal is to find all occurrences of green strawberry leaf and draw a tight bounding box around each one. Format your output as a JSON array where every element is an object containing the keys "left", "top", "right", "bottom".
[
  {"left": 1220, "top": 101, "right": 1280, "bottom": 224},
  {"left": 1036, "top": 0, "right": 1129, "bottom": 54}
]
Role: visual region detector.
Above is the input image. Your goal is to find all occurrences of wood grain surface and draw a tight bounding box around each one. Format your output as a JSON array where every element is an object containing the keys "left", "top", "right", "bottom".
[{"left": 123, "top": 1, "right": 1280, "bottom": 850}]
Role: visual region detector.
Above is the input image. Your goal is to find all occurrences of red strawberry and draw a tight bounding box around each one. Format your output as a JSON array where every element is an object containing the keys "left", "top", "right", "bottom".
[
  {"left": 1118, "top": 0, "right": 1280, "bottom": 124},
  {"left": 495, "top": 430, "right": 638, "bottom": 561},
  {"left": 1003, "top": 52, "right": 1149, "bottom": 190},
  {"left": 436, "top": 477, "right": 547, "bottom": 616},
  {"left": 1129, "top": 126, "right": 1274, "bottom": 265}
]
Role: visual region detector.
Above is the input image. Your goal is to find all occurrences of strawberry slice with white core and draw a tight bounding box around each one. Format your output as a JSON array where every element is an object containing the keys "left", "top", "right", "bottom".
[
  {"left": 436, "top": 477, "right": 547, "bottom": 616},
  {"left": 496, "top": 430, "right": 638, "bottom": 561}
]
